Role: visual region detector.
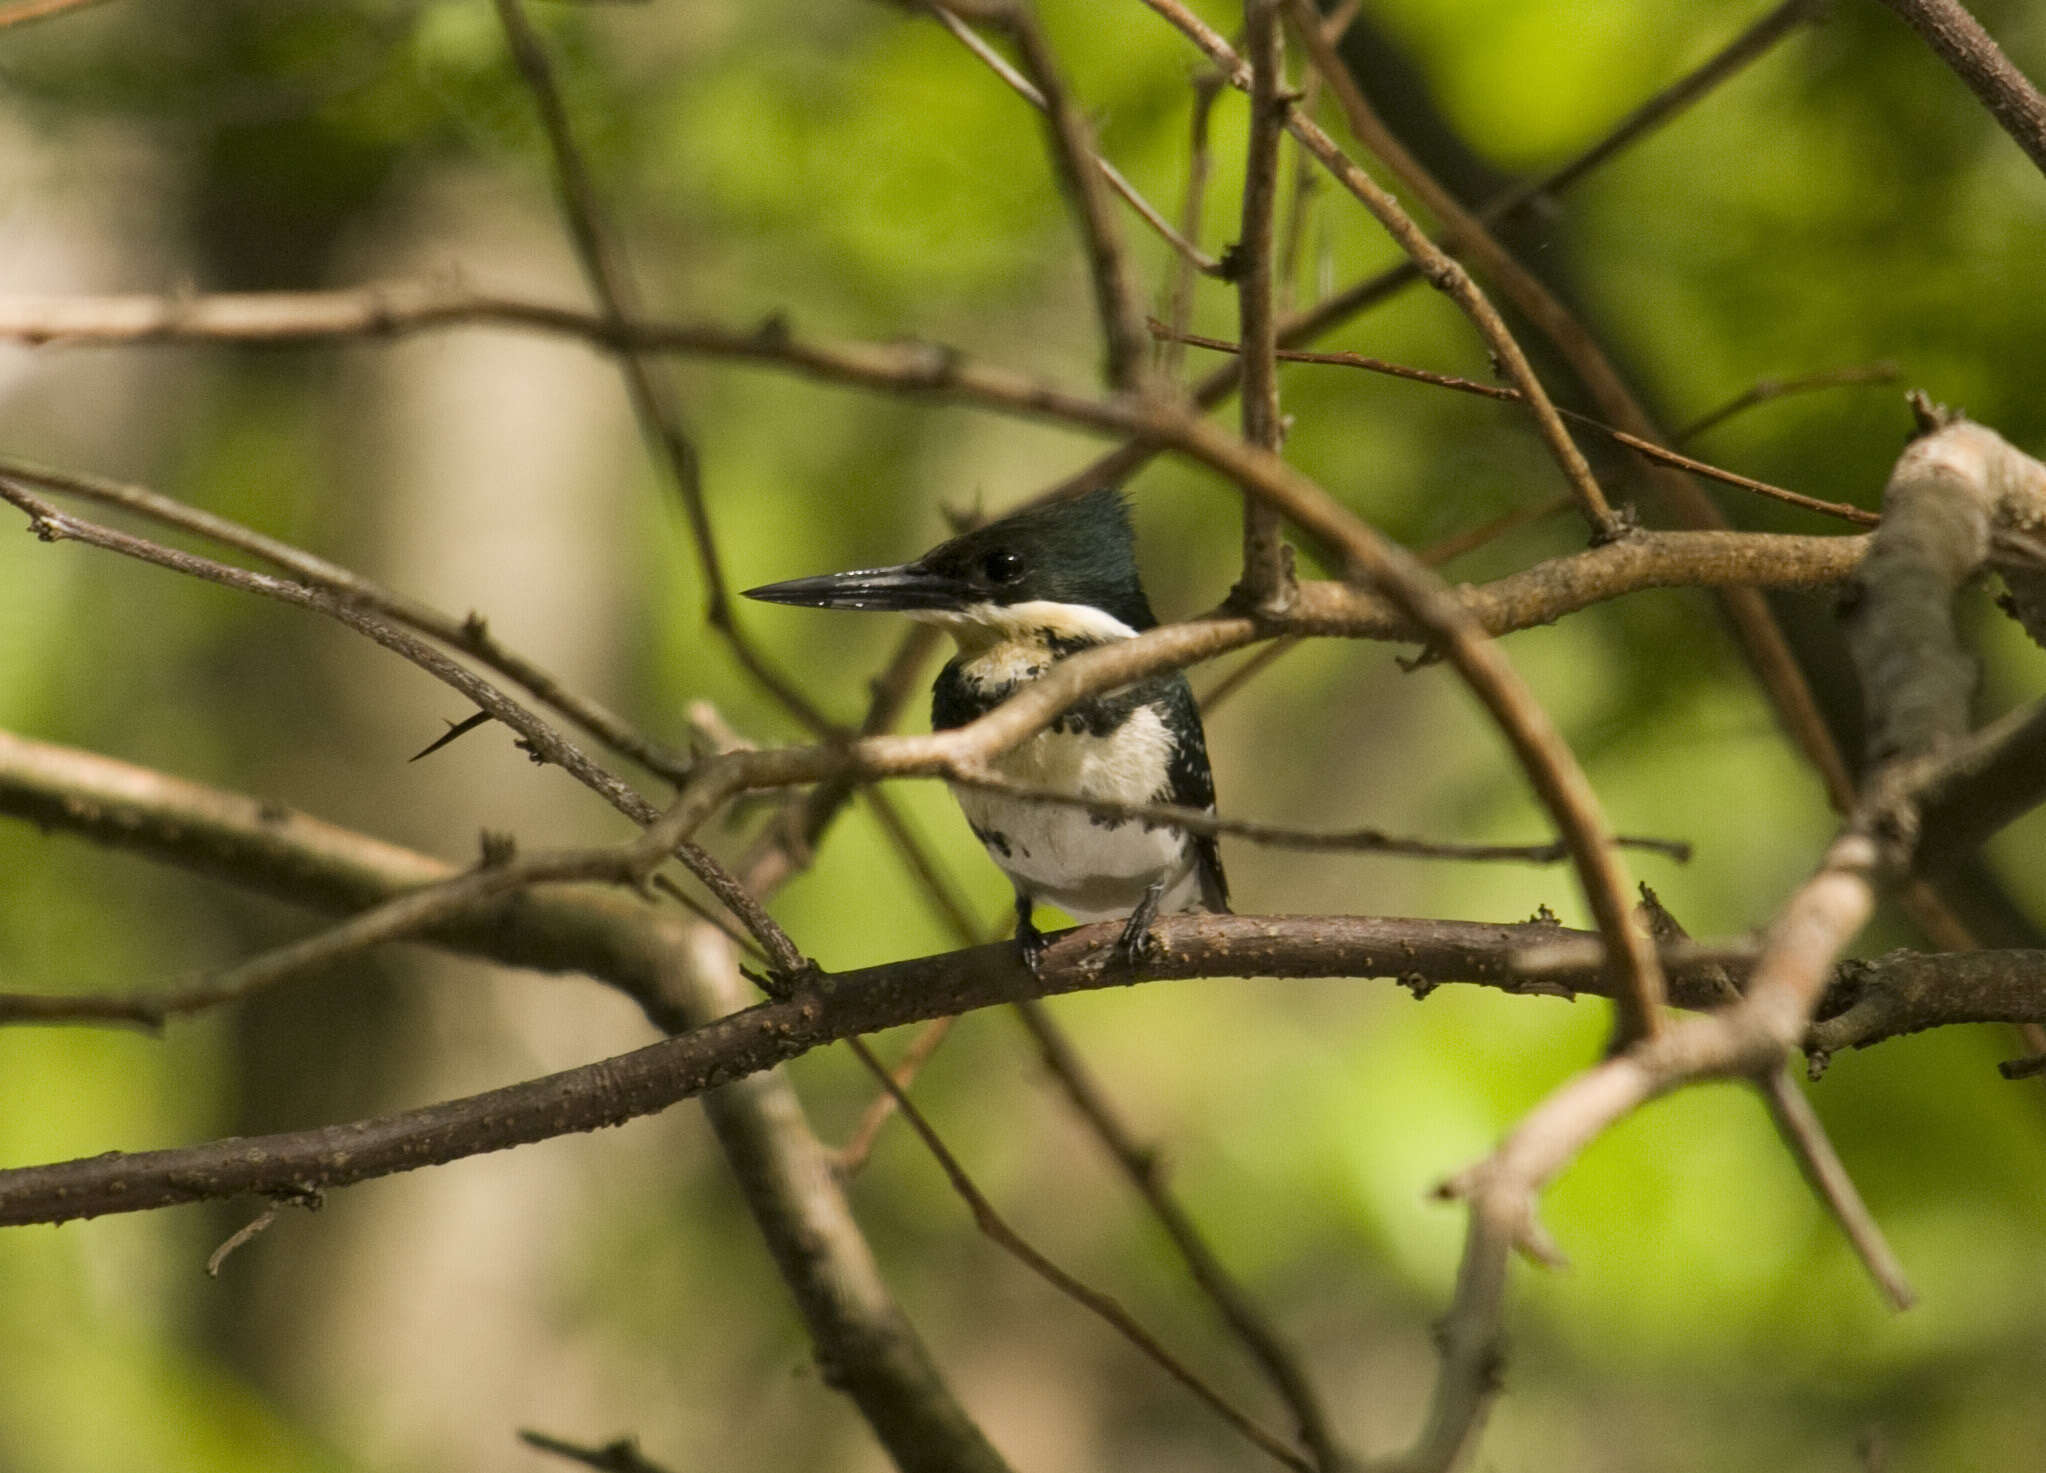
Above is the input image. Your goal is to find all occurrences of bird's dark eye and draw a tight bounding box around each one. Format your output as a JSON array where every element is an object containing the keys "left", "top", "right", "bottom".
[{"left": 980, "top": 548, "right": 1024, "bottom": 585}]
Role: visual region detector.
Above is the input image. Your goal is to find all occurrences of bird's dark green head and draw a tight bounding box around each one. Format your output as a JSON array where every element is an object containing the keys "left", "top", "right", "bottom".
[{"left": 743, "top": 488, "right": 1157, "bottom": 641}]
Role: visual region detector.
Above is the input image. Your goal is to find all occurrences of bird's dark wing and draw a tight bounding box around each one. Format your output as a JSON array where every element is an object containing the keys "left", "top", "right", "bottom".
[{"left": 1157, "top": 674, "right": 1229, "bottom": 914}]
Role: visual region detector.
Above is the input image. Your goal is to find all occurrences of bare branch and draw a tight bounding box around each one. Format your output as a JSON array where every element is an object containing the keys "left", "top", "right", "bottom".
[
  {"left": 1382, "top": 553, "right": 2046, "bottom": 1470},
  {"left": 1757, "top": 1064, "right": 1915, "bottom": 1309},
  {"left": 1138, "top": 0, "right": 1622, "bottom": 541},
  {"left": 1162, "top": 73, "right": 1227, "bottom": 379},
  {"left": 1033, "top": 0, "right": 1824, "bottom": 506},
  {"left": 1233, "top": 0, "right": 1295, "bottom": 614},
  {"left": 0, "top": 843, "right": 666, "bottom": 1027},
  {"left": 924, "top": 2, "right": 1224, "bottom": 275},
  {"left": 0, "top": 482, "right": 793, "bottom": 966},
  {"left": 1264, "top": 0, "right": 1860, "bottom": 815},
  {"left": 946, "top": 767, "right": 1692, "bottom": 864},
  {"left": 1676, "top": 362, "right": 1904, "bottom": 443},
  {"left": 1153, "top": 324, "right": 1882, "bottom": 527},
  {"left": 1869, "top": 0, "right": 2046, "bottom": 176},
  {"left": 520, "top": 1430, "right": 674, "bottom": 1473},
  {"left": 1009, "top": 1000, "right": 1347, "bottom": 1469},
  {"left": 0, "top": 453, "right": 692, "bottom": 779},
  {"left": 0, "top": 291, "right": 1883, "bottom": 1040},
  {"left": 491, "top": 0, "right": 833, "bottom": 733},
  {"left": 845, "top": 1037, "right": 1315, "bottom": 1472},
  {"left": 833, "top": 1016, "right": 957, "bottom": 1176},
  {"left": 1843, "top": 411, "right": 2046, "bottom": 763},
  {"left": 4, "top": 904, "right": 2040, "bottom": 1230},
  {"left": 1405, "top": 829, "right": 1883, "bottom": 1473},
  {"left": 961, "top": 0, "right": 1153, "bottom": 389},
  {"left": 1635, "top": 886, "right": 1911, "bottom": 1312}
]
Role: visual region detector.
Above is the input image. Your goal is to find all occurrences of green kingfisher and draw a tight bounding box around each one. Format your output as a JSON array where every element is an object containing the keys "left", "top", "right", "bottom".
[{"left": 743, "top": 488, "right": 1228, "bottom": 969}]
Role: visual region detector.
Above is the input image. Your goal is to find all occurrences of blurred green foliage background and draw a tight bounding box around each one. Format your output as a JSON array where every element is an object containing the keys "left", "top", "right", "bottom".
[{"left": 0, "top": 0, "right": 2043, "bottom": 1469}]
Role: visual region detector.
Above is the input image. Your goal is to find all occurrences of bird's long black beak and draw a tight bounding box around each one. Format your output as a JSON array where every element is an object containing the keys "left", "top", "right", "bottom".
[{"left": 741, "top": 560, "right": 968, "bottom": 613}]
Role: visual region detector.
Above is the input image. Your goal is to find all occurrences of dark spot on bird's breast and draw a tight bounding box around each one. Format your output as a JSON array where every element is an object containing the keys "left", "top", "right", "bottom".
[
  {"left": 970, "top": 822, "right": 1013, "bottom": 859},
  {"left": 1054, "top": 706, "right": 1122, "bottom": 737}
]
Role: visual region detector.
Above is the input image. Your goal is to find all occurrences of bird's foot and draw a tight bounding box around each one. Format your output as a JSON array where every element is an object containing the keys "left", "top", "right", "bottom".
[
  {"left": 1113, "top": 880, "right": 1167, "bottom": 969},
  {"left": 1014, "top": 913, "right": 1049, "bottom": 978}
]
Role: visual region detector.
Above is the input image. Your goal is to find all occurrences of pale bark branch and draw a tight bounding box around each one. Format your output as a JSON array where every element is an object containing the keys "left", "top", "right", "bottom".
[{"left": 1843, "top": 408, "right": 2046, "bottom": 763}]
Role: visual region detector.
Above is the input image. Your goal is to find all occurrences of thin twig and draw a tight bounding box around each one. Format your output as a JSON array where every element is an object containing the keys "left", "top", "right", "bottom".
[
  {"left": 966, "top": 0, "right": 1152, "bottom": 389},
  {"left": 519, "top": 1430, "right": 675, "bottom": 1473},
  {"left": 3, "top": 844, "right": 678, "bottom": 1028},
  {"left": 0, "top": 281, "right": 1863, "bottom": 530},
  {"left": 1274, "top": 3, "right": 1354, "bottom": 313},
  {"left": 1138, "top": 0, "right": 1623, "bottom": 542},
  {"left": 0, "top": 0, "right": 110, "bottom": 26},
  {"left": 945, "top": 768, "right": 1692, "bottom": 863},
  {"left": 1030, "top": 0, "right": 1825, "bottom": 507},
  {"left": 1676, "top": 362, "right": 1904, "bottom": 443},
  {"left": 206, "top": 1201, "right": 289, "bottom": 1277},
  {"left": 1267, "top": 0, "right": 1858, "bottom": 818},
  {"left": 843, "top": 1037, "right": 1315, "bottom": 1472},
  {"left": 0, "top": 453, "right": 695, "bottom": 779},
  {"left": 0, "top": 482, "right": 798, "bottom": 969},
  {"left": 925, "top": 2, "right": 1223, "bottom": 275},
  {"left": 1757, "top": 1065, "right": 1916, "bottom": 1309},
  {"left": 1151, "top": 325, "right": 1881, "bottom": 527},
  {"left": 833, "top": 1016, "right": 957, "bottom": 1176},
  {"left": 491, "top": 0, "right": 834, "bottom": 733},
  {"left": 1010, "top": 998, "right": 1347, "bottom": 1469},
  {"left": 1634, "top": 886, "right": 1912, "bottom": 1311},
  {"left": 1869, "top": 0, "right": 2046, "bottom": 176},
  {"left": 1197, "top": 494, "right": 1578, "bottom": 716},
  {"left": 1233, "top": 0, "right": 1295, "bottom": 614},
  {"left": 1162, "top": 72, "right": 1226, "bottom": 379}
]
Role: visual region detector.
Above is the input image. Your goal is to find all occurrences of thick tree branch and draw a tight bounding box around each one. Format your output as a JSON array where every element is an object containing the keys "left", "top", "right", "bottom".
[
  {"left": 1842, "top": 409, "right": 2046, "bottom": 763},
  {"left": 3, "top": 906, "right": 2040, "bottom": 1231}
]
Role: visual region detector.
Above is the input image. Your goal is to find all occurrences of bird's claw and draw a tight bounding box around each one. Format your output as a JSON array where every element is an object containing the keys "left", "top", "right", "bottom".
[
  {"left": 1014, "top": 915, "right": 1048, "bottom": 978},
  {"left": 1113, "top": 880, "right": 1167, "bottom": 969},
  {"left": 1114, "top": 918, "right": 1157, "bottom": 968}
]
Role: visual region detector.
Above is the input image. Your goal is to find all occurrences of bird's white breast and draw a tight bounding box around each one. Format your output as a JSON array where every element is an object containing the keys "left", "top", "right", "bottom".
[{"left": 952, "top": 703, "right": 1200, "bottom": 922}]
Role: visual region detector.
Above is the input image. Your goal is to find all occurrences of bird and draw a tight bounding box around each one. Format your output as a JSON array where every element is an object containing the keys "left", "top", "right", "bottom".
[{"left": 743, "top": 487, "right": 1228, "bottom": 971}]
